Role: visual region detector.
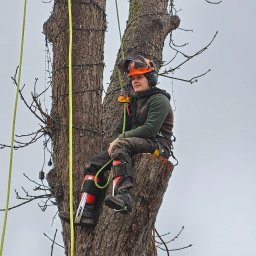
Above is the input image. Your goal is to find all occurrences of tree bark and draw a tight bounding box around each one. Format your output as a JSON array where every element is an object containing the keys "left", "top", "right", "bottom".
[{"left": 44, "top": 0, "right": 179, "bottom": 255}]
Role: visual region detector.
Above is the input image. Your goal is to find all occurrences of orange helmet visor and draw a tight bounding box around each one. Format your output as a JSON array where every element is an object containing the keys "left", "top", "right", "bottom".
[{"left": 128, "top": 67, "right": 154, "bottom": 77}]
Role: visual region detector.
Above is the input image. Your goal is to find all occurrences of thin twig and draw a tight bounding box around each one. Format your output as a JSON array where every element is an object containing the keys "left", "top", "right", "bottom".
[
  {"left": 161, "top": 52, "right": 178, "bottom": 67},
  {"left": 0, "top": 133, "right": 43, "bottom": 150},
  {"left": 43, "top": 231, "right": 65, "bottom": 249},
  {"left": 51, "top": 229, "right": 58, "bottom": 256},
  {"left": 155, "top": 229, "right": 170, "bottom": 256},
  {"left": 160, "top": 69, "right": 211, "bottom": 84},
  {"left": 156, "top": 226, "right": 185, "bottom": 245},
  {"left": 23, "top": 173, "right": 50, "bottom": 189},
  {"left": 178, "top": 27, "right": 193, "bottom": 32},
  {"left": 162, "top": 31, "right": 218, "bottom": 75},
  {"left": 15, "top": 130, "right": 42, "bottom": 138},
  {"left": 0, "top": 194, "right": 51, "bottom": 211},
  {"left": 11, "top": 69, "right": 46, "bottom": 124},
  {"left": 157, "top": 244, "right": 193, "bottom": 252},
  {"left": 205, "top": 0, "right": 222, "bottom": 4}
]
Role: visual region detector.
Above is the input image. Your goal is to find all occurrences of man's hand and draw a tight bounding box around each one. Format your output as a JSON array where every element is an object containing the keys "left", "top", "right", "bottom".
[{"left": 108, "top": 138, "right": 119, "bottom": 156}]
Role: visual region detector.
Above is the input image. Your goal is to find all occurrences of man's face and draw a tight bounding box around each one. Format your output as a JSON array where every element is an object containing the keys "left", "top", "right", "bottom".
[{"left": 131, "top": 74, "right": 150, "bottom": 93}]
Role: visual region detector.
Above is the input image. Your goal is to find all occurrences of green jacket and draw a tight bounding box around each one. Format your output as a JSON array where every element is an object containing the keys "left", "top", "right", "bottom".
[{"left": 112, "top": 87, "right": 174, "bottom": 151}]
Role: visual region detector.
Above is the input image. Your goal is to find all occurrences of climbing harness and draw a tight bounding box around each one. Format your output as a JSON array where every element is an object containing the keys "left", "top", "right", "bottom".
[{"left": 0, "top": 1, "right": 27, "bottom": 255}]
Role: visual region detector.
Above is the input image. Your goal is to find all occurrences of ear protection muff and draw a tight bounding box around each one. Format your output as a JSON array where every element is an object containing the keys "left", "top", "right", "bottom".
[{"left": 144, "top": 60, "right": 158, "bottom": 87}]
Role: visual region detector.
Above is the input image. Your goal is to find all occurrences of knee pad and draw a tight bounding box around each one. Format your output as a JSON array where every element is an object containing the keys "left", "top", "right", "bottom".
[
  {"left": 81, "top": 174, "right": 100, "bottom": 196},
  {"left": 83, "top": 164, "right": 98, "bottom": 176},
  {"left": 111, "top": 161, "right": 133, "bottom": 178}
]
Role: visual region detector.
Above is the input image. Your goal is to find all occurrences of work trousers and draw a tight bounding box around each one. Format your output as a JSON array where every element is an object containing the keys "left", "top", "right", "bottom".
[{"left": 84, "top": 137, "right": 158, "bottom": 181}]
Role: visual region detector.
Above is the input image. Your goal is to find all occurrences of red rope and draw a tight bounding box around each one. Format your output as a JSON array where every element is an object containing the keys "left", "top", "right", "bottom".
[{"left": 153, "top": 226, "right": 157, "bottom": 256}]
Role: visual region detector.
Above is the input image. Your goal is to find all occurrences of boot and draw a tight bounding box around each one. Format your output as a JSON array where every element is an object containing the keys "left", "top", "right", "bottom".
[
  {"left": 104, "top": 160, "right": 133, "bottom": 212},
  {"left": 79, "top": 203, "right": 96, "bottom": 226},
  {"left": 59, "top": 203, "right": 96, "bottom": 227},
  {"left": 105, "top": 188, "right": 132, "bottom": 213}
]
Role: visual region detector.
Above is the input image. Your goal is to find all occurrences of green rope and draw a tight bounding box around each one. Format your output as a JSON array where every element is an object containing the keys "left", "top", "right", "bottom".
[
  {"left": 115, "top": 0, "right": 125, "bottom": 60},
  {"left": 115, "top": 0, "right": 126, "bottom": 134},
  {"left": 0, "top": 1, "right": 27, "bottom": 255},
  {"left": 67, "top": 0, "right": 75, "bottom": 255},
  {"left": 94, "top": 159, "right": 113, "bottom": 189},
  {"left": 122, "top": 103, "right": 126, "bottom": 134}
]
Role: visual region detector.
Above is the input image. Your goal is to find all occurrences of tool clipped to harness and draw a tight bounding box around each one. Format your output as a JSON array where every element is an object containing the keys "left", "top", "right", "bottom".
[
  {"left": 118, "top": 95, "right": 130, "bottom": 103},
  {"left": 154, "top": 140, "right": 168, "bottom": 158},
  {"left": 118, "top": 89, "right": 130, "bottom": 103}
]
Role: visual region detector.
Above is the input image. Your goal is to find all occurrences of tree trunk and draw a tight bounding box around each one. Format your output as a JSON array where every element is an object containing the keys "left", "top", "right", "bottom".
[{"left": 44, "top": 0, "right": 179, "bottom": 255}]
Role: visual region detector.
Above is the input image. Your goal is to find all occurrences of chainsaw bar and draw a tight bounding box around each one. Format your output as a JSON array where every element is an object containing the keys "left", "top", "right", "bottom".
[{"left": 74, "top": 192, "right": 87, "bottom": 224}]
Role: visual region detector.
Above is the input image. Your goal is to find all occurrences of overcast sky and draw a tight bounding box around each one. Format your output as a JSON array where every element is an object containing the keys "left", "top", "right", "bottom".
[{"left": 1, "top": 1, "right": 256, "bottom": 256}]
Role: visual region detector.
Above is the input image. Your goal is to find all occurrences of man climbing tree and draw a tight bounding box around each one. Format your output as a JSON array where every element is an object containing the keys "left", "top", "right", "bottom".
[
  {"left": 43, "top": 0, "right": 180, "bottom": 255},
  {"left": 59, "top": 55, "right": 174, "bottom": 227},
  {"left": 0, "top": 0, "right": 221, "bottom": 254}
]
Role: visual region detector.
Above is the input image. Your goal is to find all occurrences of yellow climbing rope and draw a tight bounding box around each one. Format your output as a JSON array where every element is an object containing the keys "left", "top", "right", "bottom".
[
  {"left": 67, "top": 0, "right": 75, "bottom": 255},
  {"left": 0, "top": 0, "right": 27, "bottom": 255}
]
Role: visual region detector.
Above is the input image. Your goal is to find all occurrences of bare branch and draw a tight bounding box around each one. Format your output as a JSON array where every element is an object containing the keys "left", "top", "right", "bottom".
[
  {"left": 0, "top": 125, "right": 52, "bottom": 151},
  {"left": 160, "top": 69, "right": 211, "bottom": 84},
  {"left": 51, "top": 229, "right": 58, "bottom": 256},
  {"left": 172, "top": 40, "right": 189, "bottom": 48},
  {"left": 23, "top": 173, "right": 50, "bottom": 190},
  {"left": 51, "top": 211, "right": 59, "bottom": 226},
  {"left": 0, "top": 171, "right": 54, "bottom": 212},
  {"left": 155, "top": 231, "right": 170, "bottom": 238},
  {"left": 168, "top": 225, "right": 184, "bottom": 243},
  {"left": 15, "top": 130, "right": 42, "bottom": 138},
  {"left": 178, "top": 27, "right": 193, "bottom": 32},
  {"left": 14, "top": 129, "right": 44, "bottom": 145},
  {"left": 161, "top": 51, "right": 178, "bottom": 67},
  {"left": 161, "top": 31, "right": 218, "bottom": 75},
  {"left": 0, "top": 194, "right": 51, "bottom": 211},
  {"left": 11, "top": 71, "right": 46, "bottom": 124},
  {"left": 31, "top": 88, "right": 50, "bottom": 121},
  {"left": 155, "top": 227, "right": 192, "bottom": 253},
  {"left": 15, "top": 133, "right": 44, "bottom": 148},
  {"left": 43, "top": 231, "right": 64, "bottom": 249},
  {"left": 155, "top": 229, "right": 170, "bottom": 256},
  {"left": 205, "top": 0, "right": 222, "bottom": 4},
  {"left": 34, "top": 81, "right": 51, "bottom": 99},
  {"left": 0, "top": 136, "right": 41, "bottom": 150},
  {"left": 38, "top": 196, "right": 57, "bottom": 212},
  {"left": 156, "top": 226, "right": 185, "bottom": 245},
  {"left": 157, "top": 244, "right": 193, "bottom": 252}
]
